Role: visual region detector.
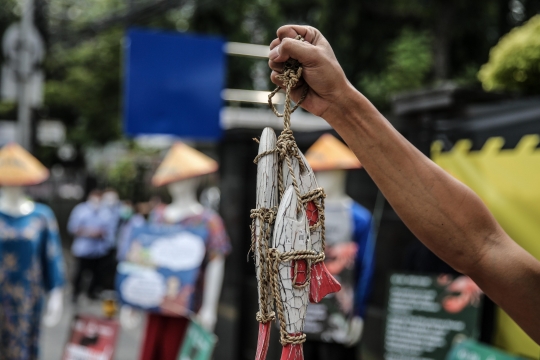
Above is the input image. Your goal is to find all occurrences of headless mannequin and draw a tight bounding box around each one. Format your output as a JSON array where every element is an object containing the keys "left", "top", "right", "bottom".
[
  {"left": 121, "top": 178, "right": 225, "bottom": 332},
  {"left": 0, "top": 186, "right": 64, "bottom": 327},
  {"left": 164, "top": 178, "right": 225, "bottom": 332},
  {"left": 314, "top": 170, "right": 364, "bottom": 346}
]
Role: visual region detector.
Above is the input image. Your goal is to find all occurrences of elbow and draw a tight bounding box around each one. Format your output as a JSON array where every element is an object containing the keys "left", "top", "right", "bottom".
[{"left": 453, "top": 228, "right": 504, "bottom": 278}]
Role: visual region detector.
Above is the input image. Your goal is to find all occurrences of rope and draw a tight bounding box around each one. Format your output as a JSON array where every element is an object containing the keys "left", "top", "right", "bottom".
[
  {"left": 251, "top": 35, "right": 327, "bottom": 346},
  {"left": 250, "top": 207, "right": 277, "bottom": 325}
]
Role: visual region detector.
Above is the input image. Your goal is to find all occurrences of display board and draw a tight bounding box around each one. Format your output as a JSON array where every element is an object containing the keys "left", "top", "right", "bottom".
[
  {"left": 447, "top": 340, "right": 525, "bottom": 360},
  {"left": 384, "top": 273, "right": 483, "bottom": 360},
  {"left": 62, "top": 315, "right": 120, "bottom": 360},
  {"left": 178, "top": 319, "right": 218, "bottom": 360},
  {"left": 116, "top": 224, "right": 205, "bottom": 315},
  {"left": 124, "top": 28, "right": 225, "bottom": 140}
]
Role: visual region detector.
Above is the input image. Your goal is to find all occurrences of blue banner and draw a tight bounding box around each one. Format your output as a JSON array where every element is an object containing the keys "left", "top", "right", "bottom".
[{"left": 124, "top": 28, "right": 225, "bottom": 140}]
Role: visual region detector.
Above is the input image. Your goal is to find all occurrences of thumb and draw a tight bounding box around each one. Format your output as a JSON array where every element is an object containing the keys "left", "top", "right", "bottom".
[{"left": 269, "top": 37, "right": 317, "bottom": 65}]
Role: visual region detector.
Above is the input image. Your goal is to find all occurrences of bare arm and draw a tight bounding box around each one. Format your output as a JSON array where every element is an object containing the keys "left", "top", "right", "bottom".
[{"left": 269, "top": 25, "right": 540, "bottom": 343}]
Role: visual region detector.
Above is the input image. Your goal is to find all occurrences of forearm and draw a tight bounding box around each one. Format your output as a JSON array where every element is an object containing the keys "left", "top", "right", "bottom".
[{"left": 325, "top": 86, "right": 500, "bottom": 274}]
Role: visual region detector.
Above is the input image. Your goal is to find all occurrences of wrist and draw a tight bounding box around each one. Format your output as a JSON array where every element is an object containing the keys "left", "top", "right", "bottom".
[{"left": 322, "top": 82, "right": 365, "bottom": 126}]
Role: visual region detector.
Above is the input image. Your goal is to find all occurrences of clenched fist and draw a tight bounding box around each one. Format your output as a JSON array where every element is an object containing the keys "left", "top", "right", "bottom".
[{"left": 268, "top": 25, "right": 356, "bottom": 119}]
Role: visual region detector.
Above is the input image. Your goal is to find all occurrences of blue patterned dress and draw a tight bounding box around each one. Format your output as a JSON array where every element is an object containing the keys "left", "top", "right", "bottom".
[{"left": 0, "top": 203, "right": 65, "bottom": 360}]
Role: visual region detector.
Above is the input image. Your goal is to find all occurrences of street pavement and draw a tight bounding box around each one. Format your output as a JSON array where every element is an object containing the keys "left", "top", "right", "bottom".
[{"left": 40, "top": 294, "right": 144, "bottom": 360}]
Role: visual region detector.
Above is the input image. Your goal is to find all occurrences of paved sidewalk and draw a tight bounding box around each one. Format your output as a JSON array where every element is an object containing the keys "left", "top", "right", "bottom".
[{"left": 40, "top": 295, "right": 144, "bottom": 360}]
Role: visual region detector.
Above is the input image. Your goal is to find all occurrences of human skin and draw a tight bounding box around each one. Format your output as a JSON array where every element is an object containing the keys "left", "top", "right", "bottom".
[{"left": 268, "top": 25, "right": 540, "bottom": 344}]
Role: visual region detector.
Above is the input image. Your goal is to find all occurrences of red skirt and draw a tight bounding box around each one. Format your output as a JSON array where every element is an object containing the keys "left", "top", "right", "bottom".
[{"left": 139, "top": 313, "right": 189, "bottom": 360}]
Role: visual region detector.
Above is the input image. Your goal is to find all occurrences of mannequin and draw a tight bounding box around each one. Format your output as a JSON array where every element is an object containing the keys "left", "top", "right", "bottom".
[
  {"left": 163, "top": 178, "right": 225, "bottom": 331},
  {"left": 135, "top": 142, "right": 230, "bottom": 360},
  {"left": 302, "top": 134, "right": 375, "bottom": 359},
  {"left": 312, "top": 171, "right": 365, "bottom": 344},
  {"left": 0, "top": 186, "right": 64, "bottom": 327},
  {"left": 0, "top": 143, "right": 66, "bottom": 360}
]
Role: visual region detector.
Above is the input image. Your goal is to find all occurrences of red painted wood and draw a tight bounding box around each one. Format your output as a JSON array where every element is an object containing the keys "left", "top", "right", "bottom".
[
  {"left": 309, "top": 261, "right": 341, "bottom": 303},
  {"left": 291, "top": 259, "right": 308, "bottom": 286},
  {"left": 306, "top": 201, "right": 318, "bottom": 227},
  {"left": 305, "top": 201, "right": 341, "bottom": 303},
  {"left": 255, "top": 322, "right": 271, "bottom": 360},
  {"left": 280, "top": 334, "right": 304, "bottom": 360}
]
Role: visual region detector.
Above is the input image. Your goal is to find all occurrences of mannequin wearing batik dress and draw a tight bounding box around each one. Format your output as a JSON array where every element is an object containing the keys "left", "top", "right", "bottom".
[
  {"left": 0, "top": 143, "right": 65, "bottom": 360},
  {"left": 139, "top": 142, "right": 230, "bottom": 360},
  {"left": 302, "top": 135, "right": 375, "bottom": 359}
]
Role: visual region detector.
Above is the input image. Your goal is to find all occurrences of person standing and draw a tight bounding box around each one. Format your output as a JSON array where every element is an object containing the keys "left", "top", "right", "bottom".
[{"left": 68, "top": 189, "right": 115, "bottom": 302}]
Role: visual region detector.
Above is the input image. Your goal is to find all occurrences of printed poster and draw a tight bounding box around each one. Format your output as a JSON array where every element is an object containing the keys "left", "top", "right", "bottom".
[
  {"left": 116, "top": 224, "right": 205, "bottom": 315},
  {"left": 384, "top": 273, "right": 483, "bottom": 360},
  {"left": 62, "top": 315, "right": 120, "bottom": 360}
]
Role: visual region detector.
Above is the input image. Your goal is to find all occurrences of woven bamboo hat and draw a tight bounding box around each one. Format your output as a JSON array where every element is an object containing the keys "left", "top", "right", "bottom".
[
  {"left": 152, "top": 142, "right": 218, "bottom": 187},
  {"left": 305, "top": 134, "right": 362, "bottom": 171},
  {"left": 0, "top": 143, "right": 49, "bottom": 186}
]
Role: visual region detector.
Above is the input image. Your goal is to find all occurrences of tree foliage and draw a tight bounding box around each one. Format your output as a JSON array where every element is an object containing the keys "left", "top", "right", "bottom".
[
  {"left": 1, "top": 0, "right": 534, "bottom": 145},
  {"left": 478, "top": 15, "right": 540, "bottom": 94}
]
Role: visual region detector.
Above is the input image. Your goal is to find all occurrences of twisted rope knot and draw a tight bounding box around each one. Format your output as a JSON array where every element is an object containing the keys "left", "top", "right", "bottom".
[
  {"left": 250, "top": 207, "right": 277, "bottom": 224},
  {"left": 276, "top": 59, "right": 303, "bottom": 88},
  {"left": 280, "top": 333, "right": 307, "bottom": 345},
  {"left": 256, "top": 310, "right": 276, "bottom": 324}
]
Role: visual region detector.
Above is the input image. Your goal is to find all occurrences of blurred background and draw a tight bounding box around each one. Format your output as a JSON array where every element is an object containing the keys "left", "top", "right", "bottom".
[{"left": 1, "top": 0, "right": 540, "bottom": 359}]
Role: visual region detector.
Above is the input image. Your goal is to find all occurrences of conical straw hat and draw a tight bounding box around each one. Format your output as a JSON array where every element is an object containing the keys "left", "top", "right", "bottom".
[
  {"left": 305, "top": 134, "right": 362, "bottom": 171},
  {"left": 0, "top": 143, "right": 49, "bottom": 186},
  {"left": 152, "top": 142, "right": 218, "bottom": 187}
]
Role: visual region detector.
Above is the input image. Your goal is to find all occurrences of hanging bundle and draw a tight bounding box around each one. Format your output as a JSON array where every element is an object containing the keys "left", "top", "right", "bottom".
[{"left": 250, "top": 36, "right": 341, "bottom": 360}]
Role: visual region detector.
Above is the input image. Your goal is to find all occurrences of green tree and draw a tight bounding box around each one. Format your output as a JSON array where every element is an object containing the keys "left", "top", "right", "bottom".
[
  {"left": 478, "top": 14, "right": 540, "bottom": 94},
  {"left": 38, "top": 0, "right": 533, "bottom": 145}
]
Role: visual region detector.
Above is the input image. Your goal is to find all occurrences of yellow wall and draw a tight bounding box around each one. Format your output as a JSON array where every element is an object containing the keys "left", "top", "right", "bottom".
[{"left": 431, "top": 135, "right": 540, "bottom": 358}]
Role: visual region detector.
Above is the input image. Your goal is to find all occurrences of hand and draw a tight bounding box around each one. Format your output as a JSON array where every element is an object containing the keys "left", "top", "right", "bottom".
[
  {"left": 197, "top": 306, "right": 217, "bottom": 332},
  {"left": 345, "top": 316, "right": 364, "bottom": 347},
  {"left": 268, "top": 25, "right": 355, "bottom": 119},
  {"left": 119, "top": 305, "right": 142, "bottom": 329},
  {"left": 43, "top": 288, "right": 63, "bottom": 327}
]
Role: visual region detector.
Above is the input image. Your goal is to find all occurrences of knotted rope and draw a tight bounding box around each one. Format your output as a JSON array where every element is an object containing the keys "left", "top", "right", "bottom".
[
  {"left": 250, "top": 206, "right": 277, "bottom": 324},
  {"left": 251, "top": 35, "right": 327, "bottom": 346}
]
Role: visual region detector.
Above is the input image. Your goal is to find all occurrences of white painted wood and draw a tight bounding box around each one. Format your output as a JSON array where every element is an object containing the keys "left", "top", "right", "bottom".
[
  {"left": 282, "top": 152, "right": 323, "bottom": 259},
  {"left": 255, "top": 127, "right": 278, "bottom": 317},
  {"left": 272, "top": 186, "right": 311, "bottom": 334}
]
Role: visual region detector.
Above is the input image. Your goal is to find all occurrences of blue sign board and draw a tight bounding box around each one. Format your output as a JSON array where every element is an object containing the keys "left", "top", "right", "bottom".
[{"left": 124, "top": 28, "right": 225, "bottom": 139}]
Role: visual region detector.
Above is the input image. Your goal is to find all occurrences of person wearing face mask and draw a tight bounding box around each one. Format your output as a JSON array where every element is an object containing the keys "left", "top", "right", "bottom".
[{"left": 68, "top": 189, "right": 115, "bottom": 302}]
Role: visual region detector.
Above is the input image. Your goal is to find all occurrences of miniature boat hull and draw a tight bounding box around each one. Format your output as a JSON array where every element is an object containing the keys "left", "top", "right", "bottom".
[
  {"left": 282, "top": 152, "right": 341, "bottom": 303},
  {"left": 273, "top": 186, "right": 311, "bottom": 360},
  {"left": 254, "top": 127, "right": 279, "bottom": 360}
]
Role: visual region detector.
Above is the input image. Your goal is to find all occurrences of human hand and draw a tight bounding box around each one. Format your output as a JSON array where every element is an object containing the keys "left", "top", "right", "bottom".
[
  {"left": 268, "top": 25, "right": 355, "bottom": 119},
  {"left": 43, "top": 287, "right": 63, "bottom": 327},
  {"left": 345, "top": 316, "right": 364, "bottom": 347},
  {"left": 197, "top": 306, "right": 217, "bottom": 332}
]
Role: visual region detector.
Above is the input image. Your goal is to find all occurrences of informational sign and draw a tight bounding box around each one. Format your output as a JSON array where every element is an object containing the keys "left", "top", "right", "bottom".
[
  {"left": 124, "top": 28, "right": 225, "bottom": 140},
  {"left": 178, "top": 319, "right": 217, "bottom": 360},
  {"left": 384, "top": 273, "right": 483, "bottom": 360},
  {"left": 116, "top": 224, "right": 206, "bottom": 315},
  {"left": 447, "top": 340, "right": 524, "bottom": 360},
  {"left": 62, "top": 315, "right": 120, "bottom": 360}
]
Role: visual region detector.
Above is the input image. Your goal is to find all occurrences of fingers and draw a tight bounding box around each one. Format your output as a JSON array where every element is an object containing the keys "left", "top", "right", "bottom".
[
  {"left": 276, "top": 25, "right": 320, "bottom": 44},
  {"left": 269, "top": 38, "right": 318, "bottom": 65},
  {"left": 268, "top": 59, "right": 283, "bottom": 73},
  {"left": 269, "top": 38, "right": 281, "bottom": 50}
]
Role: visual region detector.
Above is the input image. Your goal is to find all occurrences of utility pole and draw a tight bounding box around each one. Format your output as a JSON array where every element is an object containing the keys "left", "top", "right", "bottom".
[
  {"left": 17, "top": 0, "right": 35, "bottom": 151},
  {"left": 2, "top": 0, "right": 44, "bottom": 151}
]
